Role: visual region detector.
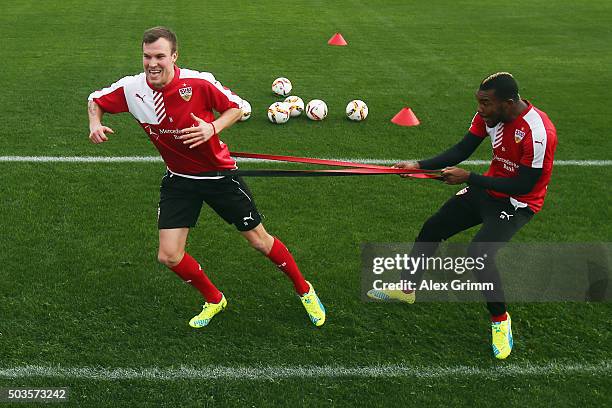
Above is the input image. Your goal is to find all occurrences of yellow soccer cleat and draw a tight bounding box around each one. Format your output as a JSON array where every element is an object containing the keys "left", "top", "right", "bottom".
[
  {"left": 367, "top": 289, "right": 415, "bottom": 304},
  {"left": 189, "top": 294, "right": 227, "bottom": 328},
  {"left": 300, "top": 281, "right": 326, "bottom": 327},
  {"left": 491, "top": 313, "right": 513, "bottom": 359}
]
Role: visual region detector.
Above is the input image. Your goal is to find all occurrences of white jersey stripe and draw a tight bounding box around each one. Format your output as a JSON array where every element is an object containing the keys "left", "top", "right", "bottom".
[
  {"left": 167, "top": 168, "right": 225, "bottom": 180},
  {"left": 523, "top": 108, "right": 547, "bottom": 168},
  {"left": 493, "top": 124, "right": 503, "bottom": 148},
  {"left": 88, "top": 75, "right": 138, "bottom": 101}
]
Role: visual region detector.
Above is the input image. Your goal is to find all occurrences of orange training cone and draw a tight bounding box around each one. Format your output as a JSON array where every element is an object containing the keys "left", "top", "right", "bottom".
[
  {"left": 391, "top": 107, "right": 420, "bottom": 126},
  {"left": 328, "top": 33, "right": 348, "bottom": 46}
]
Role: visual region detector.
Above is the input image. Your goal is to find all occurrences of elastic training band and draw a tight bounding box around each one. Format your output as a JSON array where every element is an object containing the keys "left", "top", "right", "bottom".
[
  {"left": 229, "top": 151, "right": 436, "bottom": 173},
  {"left": 176, "top": 151, "right": 442, "bottom": 179},
  {"left": 207, "top": 168, "right": 441, "bottom": 178}
]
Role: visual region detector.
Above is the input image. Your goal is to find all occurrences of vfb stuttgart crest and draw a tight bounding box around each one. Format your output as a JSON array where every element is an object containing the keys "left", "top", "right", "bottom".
[
  {"left": 514, "top": 129, "right": 526, "bottom": 143},
  {"left": 179, "top": 86, "right": 192, "bottom": 101}
]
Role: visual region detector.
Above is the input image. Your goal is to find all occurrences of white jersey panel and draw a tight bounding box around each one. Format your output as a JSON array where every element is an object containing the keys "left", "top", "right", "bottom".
[
  {"left": 88, "top": 74, "right": 136, "bottom": 101},
  {"left": 122, "top": 74, "right": 164, "bottom": 125},
  {"left": 89, "top": 73, "right": 163, "bottom": 125},
  {"left": 522, "top": 108, "right": 547, "bottom": 168}
]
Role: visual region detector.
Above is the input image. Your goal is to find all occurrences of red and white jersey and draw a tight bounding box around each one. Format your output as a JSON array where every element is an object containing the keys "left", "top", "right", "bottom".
[
  {"left": 469, "top": 101, "right": 557, "bottom": 213},
  {"left": 88, "top": 65, "right": 243, "bottom": 175}
]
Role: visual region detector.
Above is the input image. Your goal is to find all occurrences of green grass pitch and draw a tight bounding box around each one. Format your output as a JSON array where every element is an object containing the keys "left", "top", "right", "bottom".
[{"left": 1, "top": 1, "right": 611, "bottom": 406}]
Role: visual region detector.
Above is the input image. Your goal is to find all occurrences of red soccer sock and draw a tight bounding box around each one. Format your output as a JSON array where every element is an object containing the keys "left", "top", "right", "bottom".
[
  {"left": 491, "top": 312, "right": 508, "bottom": 322},
  {"left": 266, "top": 237, "right": 310, "bottom": 295},
  {"left": 170, "top": 252, "right": 223, "bottom": 304}
]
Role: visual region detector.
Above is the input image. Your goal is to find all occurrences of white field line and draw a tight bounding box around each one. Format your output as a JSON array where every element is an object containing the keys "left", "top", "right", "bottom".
[
  {"left": 0, "top": 362, "right": 610, "bottom": 380},
  {"left": 0, "top": 156, "right": 610, "bottom": 166}
]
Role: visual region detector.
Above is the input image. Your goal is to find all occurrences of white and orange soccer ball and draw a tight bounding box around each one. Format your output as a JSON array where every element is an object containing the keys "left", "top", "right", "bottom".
[
  {"left": 346, "top": 99, "right": 368, "bottom": 121},
  {"left": 239, "top": 100, "right": 252, "bottom": 121},
  {"left": 272, "top": 77, "right": 292, "bottom": 97},
  {"left": 284, "top": 96, "right": 304, "bottom": 117},
  {"left": 305, "top": 99, "right": 328, "bottom": 121},
  {"left": 267, "top": 102, "right": 291, "bottom": 124}
]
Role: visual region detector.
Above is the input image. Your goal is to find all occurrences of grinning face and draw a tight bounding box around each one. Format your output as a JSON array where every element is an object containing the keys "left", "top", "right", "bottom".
[
  {"left": 143, "top": 38, "right": 177, "bottom": 89},
  {"left": 475, "top": 89, "right": 512, "bottom": 127}
]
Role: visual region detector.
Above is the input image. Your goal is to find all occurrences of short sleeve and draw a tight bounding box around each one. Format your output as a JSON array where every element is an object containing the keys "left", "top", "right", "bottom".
[
  {"left": 88, "top": 78, "right": 130, "bottom": 114},
  {"left": 202, "top": 77, "right": 242, "bottom": 113},
  {"left": 468, "top": 113, "right": 487, "bottom": 138}
]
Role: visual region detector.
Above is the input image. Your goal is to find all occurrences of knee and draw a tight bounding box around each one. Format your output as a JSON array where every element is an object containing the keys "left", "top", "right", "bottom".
[
  {"left": 417, "top": 216, "right": 446, "bottom": 242},
  {"left": 157, "top": 250, "right": 184, "bottom": 268}
]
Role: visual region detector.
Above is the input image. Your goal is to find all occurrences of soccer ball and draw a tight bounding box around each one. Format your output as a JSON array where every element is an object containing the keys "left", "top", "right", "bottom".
[
  {"left": 267, "top": 102, "right": 291, "bottom": 124},
  {"left": 346, "top": 99, "right": 368, "bottom": 121},
  {"left": 284, "top": 96, "right": 304, "bottom": 117},
  {"left": 272, "top": 77, "right": 292, "bottom": 97},
  {"left": 305, "top": 99, "right": 328, "bottom": 121},
  {"left": 239, "top": 100, "right": 251, "bottom": 121}
]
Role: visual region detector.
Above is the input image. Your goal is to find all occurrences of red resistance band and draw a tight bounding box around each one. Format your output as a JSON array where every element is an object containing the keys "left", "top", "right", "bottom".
[{"left": 228, "top": 151, "right": 442, "bottom": 179}]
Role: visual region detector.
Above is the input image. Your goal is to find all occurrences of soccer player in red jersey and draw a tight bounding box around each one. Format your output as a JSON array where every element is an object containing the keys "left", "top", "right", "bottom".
[
  {"left": 87, "top": 27, "right": 325, "bottom": 328},
  {"left": 368, "top": 72, "right": 557, "bottom": 359}
]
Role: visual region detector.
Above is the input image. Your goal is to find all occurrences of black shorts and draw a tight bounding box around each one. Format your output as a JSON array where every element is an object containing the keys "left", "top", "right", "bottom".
[{"left": 158, "top": 172, "right": 262, "bottom": 231}]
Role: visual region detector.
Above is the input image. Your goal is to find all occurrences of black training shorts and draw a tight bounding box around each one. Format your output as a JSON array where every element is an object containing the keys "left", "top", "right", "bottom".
[{"left": 158, "top": 172, "right": 262, "bottom": 231}]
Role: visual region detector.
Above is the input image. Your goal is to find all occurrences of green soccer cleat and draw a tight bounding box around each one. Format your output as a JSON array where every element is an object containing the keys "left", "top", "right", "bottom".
[
  {"left": 189, "top": 294, "right": 227, "bottom": 328},
  {"left": 367, "top": 289, "right": 416, "bottom": 304},
  {"left": 491, "top": 313, "right": 513, "bottom": 359},
  {"left": 300, "top": 281, "right": 326, "bottom": 327}
]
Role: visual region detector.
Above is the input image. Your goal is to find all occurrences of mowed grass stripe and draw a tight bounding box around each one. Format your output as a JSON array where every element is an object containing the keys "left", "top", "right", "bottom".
[
  {"left": 1, "top": 362, "right": 610, "bottom": 380},
  {"left": 0, "top": 156, "right": 610, "bottom": 166}
]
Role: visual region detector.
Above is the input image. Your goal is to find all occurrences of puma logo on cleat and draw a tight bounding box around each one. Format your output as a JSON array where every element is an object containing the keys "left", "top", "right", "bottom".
[{"left": 500, "top": 211, "right": 514, "bottom": 220}]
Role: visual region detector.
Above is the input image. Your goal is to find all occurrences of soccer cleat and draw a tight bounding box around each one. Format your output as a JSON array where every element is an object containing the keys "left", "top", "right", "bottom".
[
  {"left": 491, "top": 313, "right": 513, "bottom": 359},
  {"left": 188, "top": 294, "right": 227, "bottom": 328},
  {"left": 366, "top": 289, "right": 415, "bottom": 304},
  {"left": 300, "top": 281, "right": 326, "bottom": 327}
]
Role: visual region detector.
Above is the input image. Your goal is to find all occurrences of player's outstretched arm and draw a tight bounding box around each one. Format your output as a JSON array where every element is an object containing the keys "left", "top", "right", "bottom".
[
  {"left": 418, "top": 132, "right": 483, "bottom": 170},
  {"left": 393, "top": 160, "right": 420, "bottom": 178},
  {"left": 88, "top": 100, "right": 114, "bottom": 144}
]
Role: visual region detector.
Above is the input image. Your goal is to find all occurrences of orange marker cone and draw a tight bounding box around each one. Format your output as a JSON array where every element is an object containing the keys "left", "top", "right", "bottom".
[
  {"left": 391, "top": 107, "right": 420, "bottom": 126},
  {"left": 328, "top": 33, "right": 348, "bottom": 46}
]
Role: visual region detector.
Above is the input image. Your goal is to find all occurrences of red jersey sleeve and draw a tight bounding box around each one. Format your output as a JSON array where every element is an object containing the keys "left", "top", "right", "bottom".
[
  {"left": 201, "top": 78, "right": 241, "bottom": 114},
  {"left": 468, "top": 113, "right": 487, "bottom": 138},
  {"left": 88, "top": 78, "right": 130, "bottom": 114}
]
